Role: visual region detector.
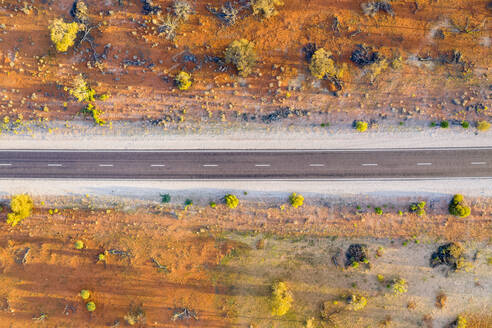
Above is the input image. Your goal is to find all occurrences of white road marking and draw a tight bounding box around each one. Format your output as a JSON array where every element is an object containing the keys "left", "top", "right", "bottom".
[
  {"left": 99, "top": 164, "right": 114, "bottom": 167},
  {"left": 309, "top": 164, "right": 325, "bottom": 167},
  {"left": 202, "top": 164, "right": 218, "bottom": 167},
  {"left": 150, "top": 164, "right": 166, "bottom": 167},
  {"left": 0, "top": 163, "right": 12, "bottom": 166},
  {"left": 255, "top": 164, "right": 271, "bottom": 167},
  {"left": 361, "top": 163, "right": 378, "bottom": 166},
  {"left": 48, "top": 164, "right": 63, "bottom": 167},
  {"left": 471, "top": 162, "right": 487, "bottom": 165},
  {"left": 417, "top": 162, "right": 432, "bottom": 166}
]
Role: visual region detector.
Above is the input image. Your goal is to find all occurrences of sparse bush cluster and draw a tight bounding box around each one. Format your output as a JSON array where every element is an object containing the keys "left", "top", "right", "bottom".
[
  {"left": 431, "top": 242, "right": 466, "bottom": 271},
  {"left": 224, "top": 39, "right": 257, "bottom": 77},
  {"left": 270, "top": 281, "right": 293, "bottom": 316},
  {"left": 6, "top": 194, "right": 33, "bottom": 227},
  {"left": 409, "top": 201, "right": 426, "bottom": 216},
  {"left": 361, "top": 1, "right": 394, "bottom": 17},
  {"left": 345, "top": 244, "right": 369, "bottom": 268},
  {"left": 124, "top": 303, "right": 146, "bottom": 325},
  {"left": 250, "top": 0, "right": 284, "bottom": 19},
  {"left": 448, "top": 194, "right": 471, "bottom": 218},
  {"left": 391, "top": 278, "right": 408, "bottom": 295},
  {"left": 346, "top": 294, "right": 367, "bottom": 311},
  {"left": 309, "top": 48, "right": 345, "bottom": 82}
]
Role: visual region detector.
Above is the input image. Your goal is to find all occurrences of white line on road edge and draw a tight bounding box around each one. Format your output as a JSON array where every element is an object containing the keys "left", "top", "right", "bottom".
[
  {"left": 417, "top": 163, "right": 432, "bottom": 166},
  {"left": 47, "top": 164, "right": 63, "bottom": 167},
  {"left": 471, "top": 162, "right": 487, "bottom": 165},
  {"left": 0, "top": 163, "right": 12, "bottom": 166},
  {"left": 255, "top": 164, "right": 271, "bottom": 167},
  {"left": 99, "top": 164, "right": 114, "bottom": 167},
  {"left": 150, "top": 164, "right": 166, "bottom": 167},
  {"left": 361, "top": 163, "right": 378, "bottom": 166},
  {"left": 202, "top": 164, "right": 218, "bottom": 167},
  {"left": 309, "top": 164, "right": 325, "bottom": 167}
]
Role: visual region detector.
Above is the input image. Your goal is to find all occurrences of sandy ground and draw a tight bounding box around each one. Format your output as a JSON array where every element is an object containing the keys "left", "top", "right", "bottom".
[{"left": 0, "top": 120, "right": 491, "bottom": 149}]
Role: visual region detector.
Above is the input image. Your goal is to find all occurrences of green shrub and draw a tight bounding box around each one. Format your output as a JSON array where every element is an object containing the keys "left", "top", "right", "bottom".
[
  {"left": 184, "top": 199, "right": 193, "bottom": 206},
  {"left": 82, "top": 104, "right": 106, "bottom": 126},
  {"left": 374, "top": 207, "right": 383, "bottom": 215},
  {"left": 455, "top": 315, "right": 467, "bottom": 328},
  {"left": 355, "top": 121, "right": 368, "bottom": 132},
  {"left": 86, "top": 301, "right": 96, "bottom": 312},
  {"left": 224, "top": 39, "right": 257, "bottom": 77},
  {"left": 440, "top": 120, "right": 449, "bottom": 128},
  {"left": 80, "top": 289, "right": 90, "bottom": 300},
  {"left": 461, "top": 121, "right": 469, "bottom": 128},
  {"left": 409, "top": 201, "right": 426, "bottom": 216},
  {"left": 160, "top": 193, "right": 171, "bottom": 203},
  {"left": 209, "top": 201, "right": 217, "bottom": 208},
  {"left": 6, "top": 194, "right": 33, "bottom": 227},
  {"left": 74, "top": 240, "right": 85, "bottom": 250},
  {"left": 270, "top": 281, "right": 293, "bottom": 316},
  {"left": 175, "top": 71, "right": 192, "bottom": 90},
  {"left": 391, "top": 278, "right": 408, "bottom": 295},
  {"left": 448, "top": 194, "right": 471, "bottom": 218},
  {"left": 289, "top": 192, "right": 304, "bottom": 208},
  {"left": 224, "top": 194, "right": 239, "bottom": 208},
  {"left": 476, "top": 120, "right": 491, "bottom": 131},
  {"left": 49, "top": 18, "right": 81, "bottom": 52},
  {"left": 250, "top": 0, "right": 283, "bottom": 19},
  {"left": 430, "top": 122, "right": 437, "bottom": 127}
]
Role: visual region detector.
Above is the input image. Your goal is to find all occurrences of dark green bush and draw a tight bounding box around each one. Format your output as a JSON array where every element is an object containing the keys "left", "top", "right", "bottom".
[
  {"left": 409, "top": 201, "right": 426, "bottom": 216},
  {"left": 461, "top": 121, "right": 469, "bottom": 128},
  {"left": 160, "top": 193, "right": 171, "bottom": 203},
  {"left": 440, "top": 120, "right": 449, "bottom": 128}
]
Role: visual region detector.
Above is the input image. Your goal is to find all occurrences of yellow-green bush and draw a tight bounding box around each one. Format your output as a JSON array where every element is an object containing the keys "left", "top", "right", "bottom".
[
  {"left": 224, "top": 39, "right": 257, "bottom": 77},
  {"left": 224, "top": 194, "right": 239, "bottom": 208},
  {"left": 74, "top": 240, "right": 85, "bottom": 249},
  {"left": 449, "top": 194, "right": 471, "bottom": 218},
  {"left": 346, "top": 294, "right": 367, "bottom": 311},
  {"left": 83, "top": 104, "right": 106, "bottom": 126},
  {"left": 355, "top": 121, "right": 368, "bottom": 132},
  {"left": 391, "top": 278, "right": 408, "bottom": 295},
  {"left": 86, "top": 301, "right": 96, "bottom": 312},
  {"left": 49, "top": 18, "right": 81, "bottom": 52},
  {"left": 80, "top": 289, "right": 90, "bottom": 300},
  {"left": 250, "top": 0, "right": 284, "bottom": 19},
  {"left": 270, "top": 281, "right": 293, "bottom": 316},
  {"left": 289, "top": 192, "right": 304, "bottom": 208},
  {"left": 476, "top": 121, "right": 490, "bottom": 132},
  {"left": 175, "top": 71, "right": 192, "bottom": 91},
  {"left": 6, "top": 194, "right": 33, "bottom": 227},
  {"left": 456, "top": 315, "right": 467, "bottom": 328}
]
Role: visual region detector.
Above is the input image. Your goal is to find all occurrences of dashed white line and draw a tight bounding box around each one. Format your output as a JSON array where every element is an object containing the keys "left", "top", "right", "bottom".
[
  {"left": 202, "top": 164, "right": 218, "bottom": 167},
  {"left": 99, "top": 164, "right": 114, "bottom": 167},
  {"left": 47, "top": 164, "right": 63, "bottom": 167},
  {"left": 255, "top": 164, "right": 271, "bottom": 167},
  {"left": 417, "top": 162, "right": 432, "bottom": 166},
  {"left": 150, "top": 164, "right": 166, "bottom": 167},
  {"left": 0, "top": 163, "right": 12, "bottom": 166},
  {"left": 361, "top": 163, "right": 378, "bottom": 166},
  {"left": 309, "top": 164, "right": 325, "bottom": 167},
  {"left": 471, "top": 162, "right": 487, "bottom": 165}
]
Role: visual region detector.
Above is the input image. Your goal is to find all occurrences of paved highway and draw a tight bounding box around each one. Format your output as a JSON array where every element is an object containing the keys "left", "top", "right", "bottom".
[{"left": 0, "top": 148, "right": 490, "bottom": 179}]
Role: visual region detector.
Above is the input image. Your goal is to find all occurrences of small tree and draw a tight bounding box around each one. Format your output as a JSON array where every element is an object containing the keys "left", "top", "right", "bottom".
[
  {"left": 68, "top": 74, "right": 95, "bottom": 102},
  {"left": 49, "top": 19, "right": 81, "bottom": 52},
  {"left": 250, "top": 0, "right": 284, "bottom": 19},
  {"left": 309, "top": 48, "right": 339, "bottom": 80},
  {"left": 448, "top": 194, "right": 471, "bottom": 218},
  {"left": 355, "top": 121, "right": 368, "bottom": 132},
  {"left": 289, "top": 192, "right": 304, "bottom": 208},
  {"left": 6, "top": 194, "right": 33, "bottom": 227},
  {"left": 175, "top": 71, "right": 192, "bottom": 90},
  {"left": 476, "top": 120, "right": 490, "bottom": 132},
  {"left": 224, "top": 39, "right": 257, "bottom": 77},
  {"left": 270, "top": 281, "right": 293, "bottom": 316},
  {"left": 224, "top": 194, "right": 239, "bottom": 209}
]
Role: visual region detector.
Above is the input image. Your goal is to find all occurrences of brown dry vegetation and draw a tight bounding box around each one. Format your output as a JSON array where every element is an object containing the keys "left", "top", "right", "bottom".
[
  {"left": 0, "top": 195, "right": 490, "bottom": 327},
  {"left": 0, "top": 0, "right": 490, "bottom": 128}
]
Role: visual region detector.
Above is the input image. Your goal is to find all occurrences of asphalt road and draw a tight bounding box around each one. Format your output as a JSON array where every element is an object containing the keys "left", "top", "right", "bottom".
[{"left": 0, "top": 148, "right": 491, "bottom": 179}]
